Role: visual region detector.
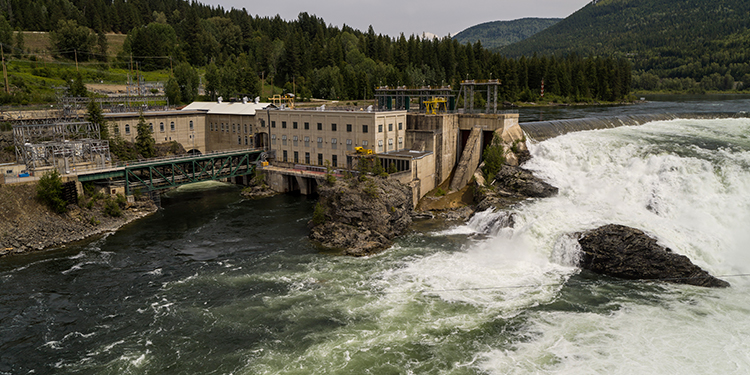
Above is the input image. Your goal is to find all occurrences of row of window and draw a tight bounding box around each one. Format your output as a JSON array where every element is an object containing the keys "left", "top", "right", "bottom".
[
  {"left": 114, "top": 121, "right": 194, "bottom": 135},
  {"left": 210, "top": 122, "right": 251, "bottom": 134},
  {"left": 269, "top": 136, "right": 404, "bottom": 151},
  {"left": 260, "top": 120, "right": 403, "bottom": 134},
  {"left": 280, "top": 150, "right": 340, "bottom": 167}
]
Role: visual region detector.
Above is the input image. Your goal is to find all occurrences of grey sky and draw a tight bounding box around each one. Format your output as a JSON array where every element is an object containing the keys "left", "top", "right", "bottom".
[{"left": 198, "top": 0, "right": 591, "bottom": 38}]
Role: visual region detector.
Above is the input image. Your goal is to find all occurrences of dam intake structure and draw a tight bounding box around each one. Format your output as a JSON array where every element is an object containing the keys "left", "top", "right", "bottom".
[{"left": 520, "top": 112, "right": 750, "bottom": 141}]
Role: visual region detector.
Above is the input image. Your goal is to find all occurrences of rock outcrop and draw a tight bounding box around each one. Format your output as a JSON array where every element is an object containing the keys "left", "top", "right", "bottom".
[
  {"left": 576, "top": 224, "right": 730, "bottom": 288},
  {"left": 475, "top": 164, "right": 558, "bottom": 211},
  {"left": 309, "top": 176, "right": 413, "bottom": 256},
  {"left": 0, "top": 182, "right": 157, "bottom": 256}
]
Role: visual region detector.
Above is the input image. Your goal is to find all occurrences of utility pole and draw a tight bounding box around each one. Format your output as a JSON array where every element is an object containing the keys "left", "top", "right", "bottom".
[
  {"left": 1, "top": 44, "right": 9, "bottom": 94},
  {"left": 74, "top": 49, "right": 79, "bottom": 72}
]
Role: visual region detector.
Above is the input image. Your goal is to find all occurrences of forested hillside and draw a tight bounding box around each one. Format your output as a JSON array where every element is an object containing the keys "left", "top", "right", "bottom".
[
  {"left": 0, "top": 0, "right": 631, "bottom": 105},
  {"left": 499, "top": 0, "right": 750, "bottom": 92},
  {"left": 453, "top": 18, "right": 560, "bottom": 50}
]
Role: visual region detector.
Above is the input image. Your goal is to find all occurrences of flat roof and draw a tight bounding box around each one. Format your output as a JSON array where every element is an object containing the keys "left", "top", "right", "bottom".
[
  {"left": 183, "top": 101, "right": 271, "bottom": 115},
  {"left": 104, "top": 110, "right": 205, "bottom": 118},
  {"left": 379, "top": 149, "right": 432, "bottom": 159}
]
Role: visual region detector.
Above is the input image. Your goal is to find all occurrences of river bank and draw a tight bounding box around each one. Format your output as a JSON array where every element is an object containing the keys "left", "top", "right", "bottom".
[{"left": 0, "top": 182, "right": 157, "bottom": 257}]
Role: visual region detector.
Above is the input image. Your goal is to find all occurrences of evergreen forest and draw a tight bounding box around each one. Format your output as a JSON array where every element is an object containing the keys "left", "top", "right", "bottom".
[
  {"left": 499, "top": 0, "right": 750, "bottom": 93},
  {"left": 0, "top": 0, "right": 632, "bottom": 106}
]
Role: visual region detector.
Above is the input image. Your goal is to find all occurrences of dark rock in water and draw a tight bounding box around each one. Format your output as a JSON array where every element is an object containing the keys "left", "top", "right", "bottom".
[
  {"left": 474, "top": 165, "right": 558, "bottom": 211},
  {"left": 495, "top": 165, "right": 558, "bottom": 198},
  {"left": 576, "top": 224, "right": 730, "bottom": 288},
  {"left": 309, "top": 177, "right": 413, "bottom": 256}
]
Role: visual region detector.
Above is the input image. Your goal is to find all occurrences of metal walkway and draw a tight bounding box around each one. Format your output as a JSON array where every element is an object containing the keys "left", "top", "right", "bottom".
[{"left": 77, "top": 149, "right": 265, "bottom": 195}]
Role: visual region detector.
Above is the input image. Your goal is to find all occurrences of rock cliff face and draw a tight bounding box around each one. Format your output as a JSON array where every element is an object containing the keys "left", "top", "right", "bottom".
[
  {"left": 475, "top": 164, "right": 558, "bottom": 211},
  {"left": 0, "top": 183, "right": 157, "bottom": 256},
  {"left": 309, "top": 177, "right": 413, "bottom": 256},
  {"left": 576, "top": 224, "right": 730, "bottom": 288}
]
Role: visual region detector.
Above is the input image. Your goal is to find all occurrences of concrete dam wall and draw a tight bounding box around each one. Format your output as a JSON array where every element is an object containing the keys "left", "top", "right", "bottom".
[{"left": 520, "top": 112, "right": 750, "bottom": 142}]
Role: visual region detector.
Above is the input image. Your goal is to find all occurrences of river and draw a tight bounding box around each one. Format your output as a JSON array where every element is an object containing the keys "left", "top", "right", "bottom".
[{"left": 2, "top": 97, "right": 750, "bottom": 374}]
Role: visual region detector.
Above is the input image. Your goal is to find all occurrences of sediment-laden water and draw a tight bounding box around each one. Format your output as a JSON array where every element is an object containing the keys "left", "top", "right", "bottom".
[{"left": 2, "top": 112, "right": 750, "bottom": 374}]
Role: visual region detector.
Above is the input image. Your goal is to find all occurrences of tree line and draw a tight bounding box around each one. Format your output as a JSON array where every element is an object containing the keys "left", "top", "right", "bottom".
[{"left": 0, "top": 0, "right": 632, "bottom": 104}]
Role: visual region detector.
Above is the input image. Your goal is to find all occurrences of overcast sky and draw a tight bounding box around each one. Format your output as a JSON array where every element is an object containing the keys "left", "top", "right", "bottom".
[{"left": 197, "top": 0, "right": 591, "bottom": 38}]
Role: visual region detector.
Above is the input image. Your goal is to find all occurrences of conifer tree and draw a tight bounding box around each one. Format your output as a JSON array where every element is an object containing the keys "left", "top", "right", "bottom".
[{"left": 135, "top": 112, "right": 155, "bottom": 159}]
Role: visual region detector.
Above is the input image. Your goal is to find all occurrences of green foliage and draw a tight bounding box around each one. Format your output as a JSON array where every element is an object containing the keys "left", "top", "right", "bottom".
[
  {"left": 435, "top": 187, "right": 447, "bottom": 197},
  {"left": 121, "top": 22, "right": 177, "bottom": 71},
  {"left": 13, "top": 28, "right": 24, "bottom": 58},
  {"left": 372, "top": 159, "right": 387, "bottom": 177},
  {"left": 135, "top": 113, "right": 155, "bottom": 158},
  {"left": 109, "top": 135, "right": 139, "bottom": 161},
  {"left": 387, "top": 162, "right": 398, "bottom": 174},
  {"left": 0, "top": 122, "right": 11, "bottom": 132},
  {"left": 36, "top": 170, "right": 67, "bottom": 214},
  {"left": 174, "top": 62, "right": 199, "bottom": 103},
  {"left": 50, "top": 20, "right": 96, "bottom": 61},
  {"left": 115, "top": 194, "right": 127, "bottom": 209},
  {"left": 363, "top": 180, "right": 379, "bottom": 199},
  {"left": 68, "top": 72, "right": 88, "bottom": 98},
  {"left": 0, "top": 15, "right": 11, "bottom": 47},
  {"left": 312, "top": 202, "right": 326, "bottom": 225},
  {"left": 482, "top": 136, "right": 506, "bottom": 183},
  {"left": 501, "top": 0, "right": 750, "bottom": 92},
  {"left": 86, "top": 100, "right": 108, "bottom": 139},
  {"left": 324, "top": 160, "right": 336, "bottom": 185},
  {"left": 133, "top": 188, "right": 142, "bottom": 201},
  {"left": 165, "top": 77, "right": 181, "bottom": 105},
  {"left": 454, "top": 18, "right": 561, "bottom": 50},
  {"left": 103, "top": 198, "right": 122, "bottom": 217},
  {"left": 89, "top": 215, "right": 100, "bottom": 226}
]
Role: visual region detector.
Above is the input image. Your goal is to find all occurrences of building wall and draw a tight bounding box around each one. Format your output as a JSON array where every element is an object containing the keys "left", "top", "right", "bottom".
[
  {"left": 205, "top": 114, "right": 258, "bottom": 151},
  {"left": 262, "top": 110, "right": 407, "bottom": 168},
  {"left": 106, "top": 111, "right": 207, "bottom": 153}
]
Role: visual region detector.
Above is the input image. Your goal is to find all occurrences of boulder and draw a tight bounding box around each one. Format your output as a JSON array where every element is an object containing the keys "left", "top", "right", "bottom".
[
  {"left": 576, "top": 224, "right": 729, "bottom": 288},
  {"left": 494, "top": 165, "right": 558, "bottom": 198},
  {"left": 309, "top": 177, "right": 413, "bottom": 256}
]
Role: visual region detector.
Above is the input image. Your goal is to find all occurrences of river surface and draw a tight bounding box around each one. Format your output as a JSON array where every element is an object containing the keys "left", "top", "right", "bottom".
[{"left": 2, "top": 97, "right": 750, "bottom": 374}]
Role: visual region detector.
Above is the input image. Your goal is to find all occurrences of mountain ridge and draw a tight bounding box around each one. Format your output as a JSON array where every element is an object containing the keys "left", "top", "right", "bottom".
[{"left": 453, "top": 17, "right": 561, "bottom": 50}]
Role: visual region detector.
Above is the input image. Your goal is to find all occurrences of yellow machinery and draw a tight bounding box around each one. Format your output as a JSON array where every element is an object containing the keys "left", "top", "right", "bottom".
[
  {"left": 424, "top": 97, "right": 447, "bottom": 115},
  {"left": 355, "top": 147, "right": 373, "bottom": 155},
  {"left": 269, "top": 94, "right": 295, "bottom": 108}
]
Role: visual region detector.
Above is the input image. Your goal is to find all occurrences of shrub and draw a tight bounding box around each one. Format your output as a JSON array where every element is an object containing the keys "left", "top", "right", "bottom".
[
  {"left": 482, "top": 135, "right": 506, "bottom": 183},
  {"left": 36, "top": 170, "right": 67, "bottom": 213},
  {"left": 115, "top": 194, "right": 127, "bottom": 208},
  {"left": 312, "top": 202, "right": 326, "bottom": 225},
  {"left": 435, "top": 187, "right": 446, "bottom": 197},
  {"left": 103, "top": 198, "right": 122, "bottom": 217}
]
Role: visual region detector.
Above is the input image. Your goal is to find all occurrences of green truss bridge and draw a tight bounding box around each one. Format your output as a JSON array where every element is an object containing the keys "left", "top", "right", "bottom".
[{"left": 77, "top": 149, "right": 265, "bottom": 195}]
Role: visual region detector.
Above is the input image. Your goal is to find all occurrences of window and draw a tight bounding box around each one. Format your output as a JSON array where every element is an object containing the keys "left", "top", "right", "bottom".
[
  {"left": 171, "top": 121, "right": 175, "bottom": 131},
  {"left": 190, "top": 121, "right": 194, "bottom": 130},
  {"left": 294, "top": 151, "right": 299, "bottom": 163},
  {"left": 362, "top": 140, "right": 368, "bottom": 147},
  {"left": 238, "top": 136, "right": 241, "bottom": 145},
  {"left": 125, "top": 124, "right": 130, "bottom": 135},
  {"left": 160, "top": 122, "right": 165, "bottom": 132},
  {"left": 149, "top": 123, "right": 153, "bottom": 131},
  {"left": 271, "top": 134, "right": 277, "bottom": 145},
  {"left": 261, "top": 119, "right": 266, "bottom": 128},
  {"left": 304, "top": 136, "right": 310, "bottom": 147},
  {"left": 245, "top": 136, "right": 249, "bottom": 145},
  {"left": 388, "top": 123, "right": 393, "bottom": 131},
  {"left": 317, "top": 123, "right": 322, "bottom": 131},
  {"left": 346, "top": 139, "right": 353, "bottom": 151},
  {"left": 378, "top": 139, "right": 384, "bottom": 152},
  {"left": 331, "top": 123, "right": 337, "bottom": 131},
  {"left": 346, "top": 124, "right": 352, "bottom": 132},
  {"left": 221, "top": 123, "right": 224, "bottom": 131},
  {"left": 388, "top": 138, "right": 394, "bottom": 150},
  {"left": 304, "top": 122, "right": 309, "bottom": 130},
  {"left": 282, "top": 135, "right": 287, "bottom": 146},
  {"left": 232, "top": 124, "right": 236, "bottom": 132},
  {"left": 398, "top": 122, "right": 403, "bottom": 130},
  {"left": 332, "top": 155, "right": 338, "bottom": 167},
  {"left": 331, "top": 138, "right": 337, "bottom": 150},
  {"left": 271, "top": 121, "right": 276, "bottom": 128},
  {"left": 282, "top": 121, "right": 287, "bottom": 129},
  {"left": 305, "top": 152, "right": 310, "bottom": 164},
  {"left": 378, "top": 124, "right": 383, "bottom": 133},
  {"left": 114, "top": 126, "right": 120, "bottom": 135},
  {"left": 362, "top": 125, "right": 368, "bottom": 133},
  {"left": 293, "top": 122, "right": 298, "bottom": 129},
  {"left": 283, "top": 150, "right": 288, "bottom": 162},
  {"left": 398, "top": 137, "right": 403, "bottom": 149},
  {"left": 244, "top": 124, "right": 248, "bottom": 133},
  {"left": 317, "top": 137, "right": 323, "bottom": 148},
  {"left": 317, "top": 153, "right": 323, "bottom": 166},
  {"left": 293, "top": 135, "right": 298, "bottom": 146}
]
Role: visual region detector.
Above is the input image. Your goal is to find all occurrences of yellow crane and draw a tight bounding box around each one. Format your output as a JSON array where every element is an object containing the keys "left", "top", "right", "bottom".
[{"left": 424, "top": 97, "right": 447, "bottom": 115}]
